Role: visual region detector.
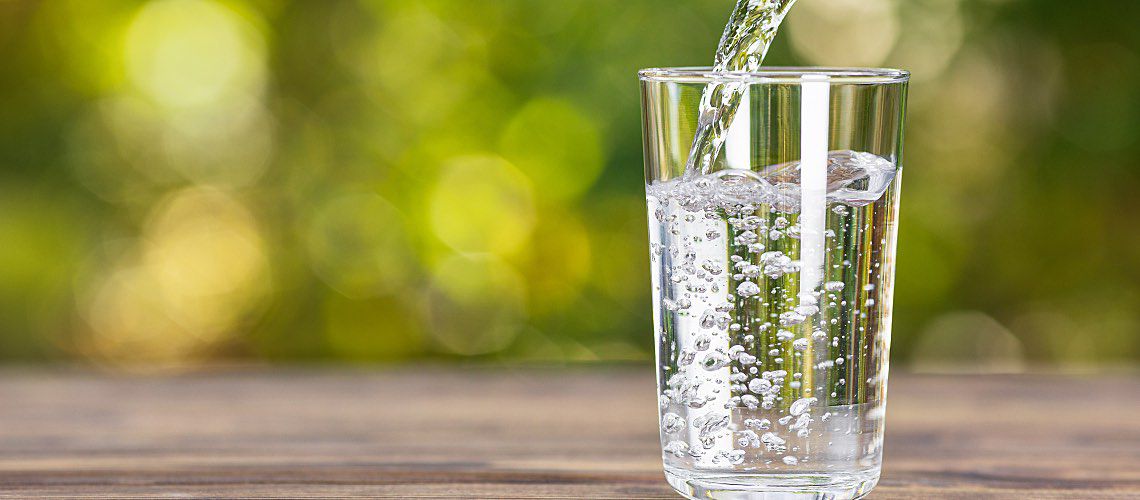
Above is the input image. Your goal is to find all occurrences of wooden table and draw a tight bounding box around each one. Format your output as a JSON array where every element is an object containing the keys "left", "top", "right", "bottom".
[{"left": 0, "top": 369, "right": 1136, "bottom": 499}]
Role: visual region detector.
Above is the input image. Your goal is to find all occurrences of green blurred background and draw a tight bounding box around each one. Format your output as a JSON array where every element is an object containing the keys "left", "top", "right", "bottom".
[{"left": 0, "top": 0, "right": 1137, "bottom": 370}]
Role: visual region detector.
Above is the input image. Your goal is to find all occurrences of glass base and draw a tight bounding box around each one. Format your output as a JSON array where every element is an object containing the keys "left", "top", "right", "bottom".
[{"left": 664, "top": 466, "right": 879, "bottom": 500}]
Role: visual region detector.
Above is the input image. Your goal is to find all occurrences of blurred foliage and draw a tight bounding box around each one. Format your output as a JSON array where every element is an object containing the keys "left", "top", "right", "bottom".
[{"left": 0, "top": 0, "right": 1137, "bottom": 369}]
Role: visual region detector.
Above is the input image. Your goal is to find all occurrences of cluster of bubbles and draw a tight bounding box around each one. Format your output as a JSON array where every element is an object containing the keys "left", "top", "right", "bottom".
[
  {"left": 651, "top": 151, "right": 898, "bottom": 214},
  {"left": 649, "top": 149, "right": 899, "bottom": 469}
]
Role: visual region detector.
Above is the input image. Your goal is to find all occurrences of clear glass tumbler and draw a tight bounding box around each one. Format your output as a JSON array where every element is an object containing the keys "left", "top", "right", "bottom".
[{"left": 640, "top": 67, "right": 909, "bottom": 499}]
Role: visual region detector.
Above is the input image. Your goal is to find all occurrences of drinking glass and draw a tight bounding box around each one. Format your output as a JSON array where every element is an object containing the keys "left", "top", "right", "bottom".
[{"left": 640, "top": 67, "right": 909, "bottom": 499}]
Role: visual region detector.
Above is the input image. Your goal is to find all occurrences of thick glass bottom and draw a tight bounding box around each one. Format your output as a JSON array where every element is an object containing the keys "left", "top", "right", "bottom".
[{"left": 664, "top": 466, "right": 879, "bottom": 500}]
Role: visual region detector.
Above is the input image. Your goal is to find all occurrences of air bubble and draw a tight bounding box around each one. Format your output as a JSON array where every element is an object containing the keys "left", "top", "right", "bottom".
[
  {"left": 664, "top": 440, "right": 690, "bottom": 457},
  {"left": 748, "top": 378, "right": 772, "bottom": 394},
  {"left": 661, "top": 413, "right": 685, "bottom": 434},
  {"left": 745, "top": 418, "right": 772, "bottom": 430},
  {"left": 700, "top": 310, "right": 718, "bottom": 329},
  {"left": 700, "top": 350, "right": 730, "bottom": 370},
  {"left": 789, "top": 397, "right": 817, "bottom": 416},
  {"left": 737, "top": 281, "right": 761, "bottom": 297},
  {"left": 779, "top": 311, "right": 806, "bottom": 325},
  {"left": 761, "top": 432, "right": 786, "bottom": 452},
  {"left": 738, "top": 429, "right": 761, "bottom": 448},
  {"left": 734, "top": 230, "right": 759, "bottom": 246},
  {"left": 694, "top": 334, "right": 712, "bottom": 351},
  {"left": 694, "top": 412, "right": 730, "bottom": 438}
]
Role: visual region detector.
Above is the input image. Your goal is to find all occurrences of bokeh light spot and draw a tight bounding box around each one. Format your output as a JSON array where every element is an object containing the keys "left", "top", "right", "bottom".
[
  {"left": 914, "top": 50, "right": 1013, "bottom": 169},
  {"left": 520, "top": 209, "right": 592, "bottom": 314},
  {"left": 141, "top": 188, "right": 270, "bottom": 337},
  {"left": 787, "top": 0, "right": 900, "bottom": 67},
  {"left": 85, "top": 265, "right": 199, "bottom": 365},
  {"left": 886, "top": 0, "right": 964, "bottom": 82},
  {"left": 158, "top": 98, "right": 276, "bottom": 187},
  {"left": 429, "top": 155, "right": 536, "bottom": 256},
  {"left": 124, "top": 0, "right": 266, "bottom": 109},
  {"left": 361, "top": 3, "right": 451, "bottom": 91},
  {"left": 78, "top": 187, "right": 270, "bottom": 367},
  {"left": 424, "top": 254, "right": 526, "bottom": 356},
  {"left": 912, "top": 312, "right": 1025, "bottom": 373},
  {"left": 500, "top": 98, "right": 605, "bottom": 202},
  {"left": 306, "top": 191, "right": 416, "bottom": 299}
]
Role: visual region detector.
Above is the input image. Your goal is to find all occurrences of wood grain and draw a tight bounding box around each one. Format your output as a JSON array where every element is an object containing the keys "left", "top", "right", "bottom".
[{"left": 0, "top": 369, "right": 1136, "bottom": 499}]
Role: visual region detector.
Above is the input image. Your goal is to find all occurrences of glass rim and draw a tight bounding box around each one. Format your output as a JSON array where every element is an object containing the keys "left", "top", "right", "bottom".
[{"left": 638, "top": 66, "right": 910, "bottom": 84}]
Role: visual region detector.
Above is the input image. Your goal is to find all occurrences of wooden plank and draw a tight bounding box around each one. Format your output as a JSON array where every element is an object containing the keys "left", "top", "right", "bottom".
[{"left": 0, "top": 370, "right": 1136, "bottom": 498}]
